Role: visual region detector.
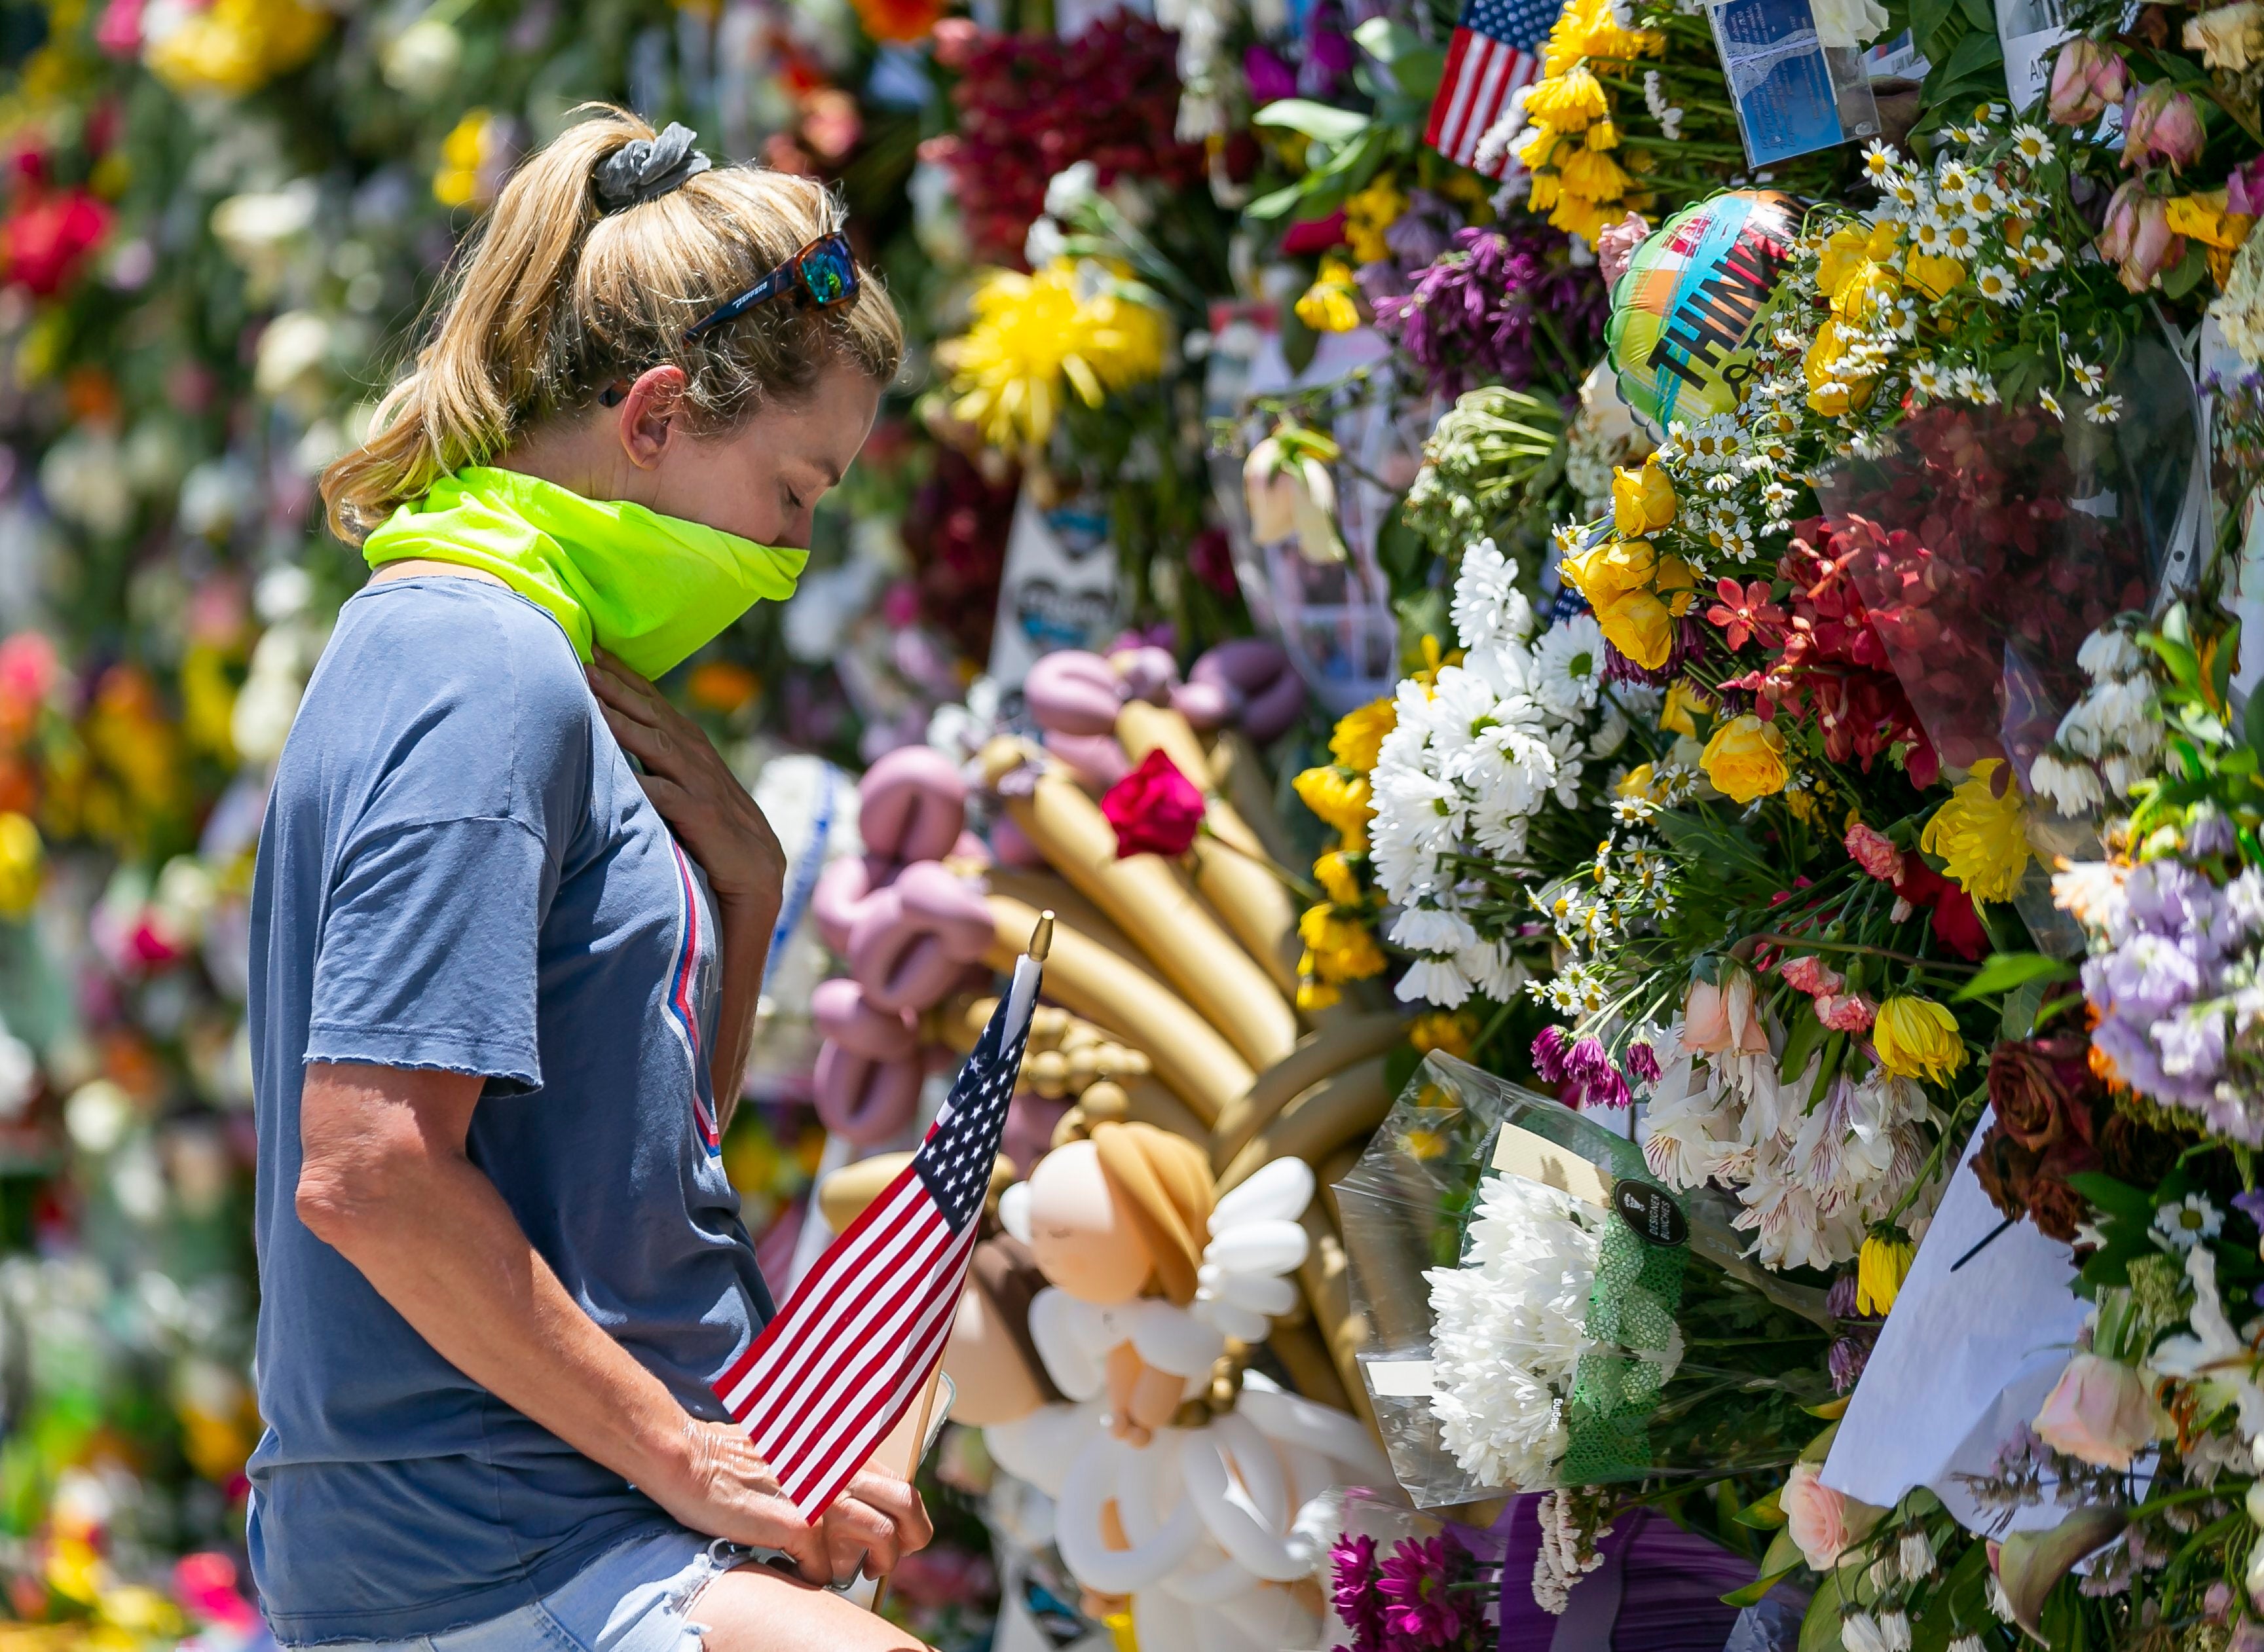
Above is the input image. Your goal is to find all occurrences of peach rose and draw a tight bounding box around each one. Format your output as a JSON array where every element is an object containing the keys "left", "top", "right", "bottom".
[
  {"left": 1783, "top": 1462, "right": 1882, "bottom": 1570},
  {"left": 2033, "top": 1352, "right": 2165, "bottom": 1469}
]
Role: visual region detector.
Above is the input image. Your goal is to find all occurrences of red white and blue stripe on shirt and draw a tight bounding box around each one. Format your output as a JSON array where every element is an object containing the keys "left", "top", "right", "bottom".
[{"left": 661, "top": 839, "right": 721, "bottom": 1156}]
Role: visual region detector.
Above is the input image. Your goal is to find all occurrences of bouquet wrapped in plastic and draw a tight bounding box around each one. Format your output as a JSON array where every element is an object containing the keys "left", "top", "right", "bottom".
[{"left": 1337, "top": 1053, "right": 1836, "bottom": 1507}]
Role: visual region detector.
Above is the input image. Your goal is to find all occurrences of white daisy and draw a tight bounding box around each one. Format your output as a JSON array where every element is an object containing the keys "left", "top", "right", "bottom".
[
  {"left": 1908, "top": 213, "right": 1949, "bottom": 256},
  {"left": 2151, "top": 1193, "right": 2223, "bottom": 1251},
  {"left": 2026, "top": 237, "right": 2064, "bottom": 271},
  {"left": 2037, "top": 388, "right": 2064, "bottom": 420},
  {"left": 1973, "top": 264, "right": 2018, "bottom": 304},
  {"left": 1861, "top": 139, "right": 1899, "bottom": 179},
  {"left": 1939, "top": 217, "right": 1982, "bottom": 261},
  {"left": 1390, "top": 903, "right": 1479, "bottom": 954},
  {"left": 1531, "top": 615, "right": 1605, "bottom": 720},
  {"left": 2071, "top": 358, "right": 2106, "bottom": 393},
  {"left": 2087, "top": 394, "right": 2125, "bottom": 424}
]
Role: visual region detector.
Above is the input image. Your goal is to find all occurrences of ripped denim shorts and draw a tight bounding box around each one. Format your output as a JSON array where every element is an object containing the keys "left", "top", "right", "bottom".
[{"left": 305, "top": 1529, "right": 791, "bottom": 1652}]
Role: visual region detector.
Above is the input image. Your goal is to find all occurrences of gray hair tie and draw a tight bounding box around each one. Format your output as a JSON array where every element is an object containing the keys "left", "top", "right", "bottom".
[{"left": 593, "top": 123, "right": 711, "bottom": 213}]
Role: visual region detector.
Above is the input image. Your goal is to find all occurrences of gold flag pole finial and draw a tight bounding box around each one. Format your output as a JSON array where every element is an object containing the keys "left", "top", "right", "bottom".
[{"left": 1030, "top": 909, "right": 1054, "bottom": 963}]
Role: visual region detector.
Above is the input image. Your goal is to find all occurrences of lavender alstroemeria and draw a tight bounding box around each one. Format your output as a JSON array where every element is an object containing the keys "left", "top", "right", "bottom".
[{"left": 2085, "top": 932, "right": 2204, "bottom": 1021}]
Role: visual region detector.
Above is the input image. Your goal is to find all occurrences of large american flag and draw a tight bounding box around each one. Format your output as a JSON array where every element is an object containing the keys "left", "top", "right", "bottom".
[
  {"left": 711, "top": 944, "right": 1043, "bottom": 1518},
  {"left": 1424, "top": 0, "right": 1558, "bottom": 175}
]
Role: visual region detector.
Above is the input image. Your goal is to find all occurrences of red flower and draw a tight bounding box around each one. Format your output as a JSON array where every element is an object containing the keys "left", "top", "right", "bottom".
[
  {"left": 2, "top": 189, "right": 111, "bottom": 297},
  {"left": 1099, "top": 747, "right": 1205, "bottom": 858},
  {"left": 1893, "top": 857, "right": 1990, "bottom": 961},
  {"left": 1706, "top": 578, "right": 1785, "bottom": 650}
]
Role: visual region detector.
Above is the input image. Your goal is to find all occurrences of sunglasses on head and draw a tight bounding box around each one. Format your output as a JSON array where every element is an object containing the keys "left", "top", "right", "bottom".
[
  {"left": 597, "top": 232, "right": 859, "bottom": 406},
  {"left": 686, "top": 231, "right": 859, "bottom": 340}
]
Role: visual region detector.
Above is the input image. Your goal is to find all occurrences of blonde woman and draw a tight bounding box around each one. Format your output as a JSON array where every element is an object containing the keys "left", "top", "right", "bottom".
[{"left": 250, "top": 111, "right": 930, "bottom": 1649}]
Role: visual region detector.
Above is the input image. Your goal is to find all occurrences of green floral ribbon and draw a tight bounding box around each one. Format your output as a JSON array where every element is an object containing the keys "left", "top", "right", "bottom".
[{"left": 1562, "top": 1190, "right": 1689, "bottom": 1484}]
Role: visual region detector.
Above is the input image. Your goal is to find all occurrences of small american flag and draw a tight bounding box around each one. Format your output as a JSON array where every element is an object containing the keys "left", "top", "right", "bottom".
[
  {"left": 1424, "top": 0, "right": 1558, "bottom": 175},
  {"left": 711, "top": 927, "right": 1046, "bottom": 1518}
]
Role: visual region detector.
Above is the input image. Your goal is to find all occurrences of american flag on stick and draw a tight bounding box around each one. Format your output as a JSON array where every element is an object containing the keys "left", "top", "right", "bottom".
[
  {"left": 711, "top": 914, "right": 1050, "bottom": 1518},
  {"left": 1424, "top": 0, "right": 1557, "bottom": 175}
]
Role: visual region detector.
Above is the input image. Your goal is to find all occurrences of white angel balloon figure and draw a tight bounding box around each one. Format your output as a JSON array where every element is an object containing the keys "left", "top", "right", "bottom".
[{"left": 980, "top": 1125, "right": 1390, "bottom": 1652}]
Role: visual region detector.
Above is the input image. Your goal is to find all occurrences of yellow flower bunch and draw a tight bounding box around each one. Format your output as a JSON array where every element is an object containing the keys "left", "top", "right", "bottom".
[
  {"left": 1411, "top": 1008, "right": 1481, "bottom": 1058},
  {"left": 1558, "top": 534, "right": 1698, "bottom": 670},
  {"left": 1343, "top": 177, "right": 1407, "bottom": 265},
  {"left": 1295, "top": 257, "right": 1363, "bottom": 333},
  {"left": 143, "top": 0, "right": 329, "bottom": 96},
  {"left": 942, "top": 261, "right": 1170, "bottom": 453},
  {"left": 1517, "top": 0, "right": 1661, "bottom": 242},
  {"left": 1328, "top": 694, "right": 1396, "bottom": 771},
  {"left": 1918, "top": 758, "right": 2033, "bottom": 903},
  {"left": 1293, "top": 699, "right": 1396, "bottom": 1008}
]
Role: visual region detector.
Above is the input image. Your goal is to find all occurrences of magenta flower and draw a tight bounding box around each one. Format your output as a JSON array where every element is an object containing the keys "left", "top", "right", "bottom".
[
  {"left": 1376, "top": 1533, "right": 1481, "bottom": 1650},
  {"left": 1531, "top": 1024, "right": 1573, "bottom": 1082},
  {"left": 1331, "top": 1532, "right": 1386, "bottom": 1651}
]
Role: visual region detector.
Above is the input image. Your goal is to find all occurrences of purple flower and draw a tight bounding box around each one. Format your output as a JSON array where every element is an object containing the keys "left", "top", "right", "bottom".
[
  {"left": 1331, "top": 1532, "right": 1386, "bottom": 1651},
  {"left": 2231, "top": 154, "right": 2264, "bottom": 217},
  {"left": 1372, "top": 223, "right": 1606, "bottom": 399},
  {"left": 1301, "top": 27, "right": 1356, "bottom": 94},
  {"left": 1825, "top": 1274, "right": 1863, "bottom": 1319},
  {"left": 2187, "top": 810, "right": 2238, "bottom": 858},
  {"left": 1625, "top": 1040, "right": 1661, "bottom": 1084},
  {"left": 2085, "top": 936, "right": 2202, "bottom": 1021},
  {"left": 2233, "top": 1188, "right": 2264, "bottom": 1232},
  {"left": 1531, "top": 1025, "right": 1573, "bottom": 1082},
  {"left": 1828, "top": 1332, "right": 1873, "bottom": 1392},
  {"left": 1376, "top": 1533, "right": 1480, "bottom": 1650},
  {"left": 1383, "top": 189, "right": 1457, "bottom": 266},
  {"left": 1244, "top": 43, "right": 1296, "bottom": 103}
]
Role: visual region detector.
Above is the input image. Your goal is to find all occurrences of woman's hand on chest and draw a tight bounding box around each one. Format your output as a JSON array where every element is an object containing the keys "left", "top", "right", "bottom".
[{"left": 587, "top": 650, "right": 786, "bottom": 919}]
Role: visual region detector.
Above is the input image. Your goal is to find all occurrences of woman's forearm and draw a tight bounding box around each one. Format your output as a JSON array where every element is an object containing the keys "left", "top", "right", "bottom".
[
  {"left": 709, "top": 897, "right": 777, "bottom": 1137},
  {"left": 297, "top": 1065, "right": 696, "bottom": 1496}
]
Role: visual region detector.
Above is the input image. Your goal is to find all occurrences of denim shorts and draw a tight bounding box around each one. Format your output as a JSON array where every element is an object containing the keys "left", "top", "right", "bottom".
[{"left": 301, "top": 1528, "right": 785, "bottom": 1652}]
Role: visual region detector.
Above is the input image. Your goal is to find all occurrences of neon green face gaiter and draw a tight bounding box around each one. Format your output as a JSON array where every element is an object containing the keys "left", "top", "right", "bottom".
[{"left": 361, "top": 467, "right": 807, "bottom": 679}]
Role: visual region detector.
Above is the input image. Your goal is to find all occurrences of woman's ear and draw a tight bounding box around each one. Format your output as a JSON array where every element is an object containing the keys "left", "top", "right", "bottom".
[{"left": 615, "top": 365, "right": 689, "bottom": 469}]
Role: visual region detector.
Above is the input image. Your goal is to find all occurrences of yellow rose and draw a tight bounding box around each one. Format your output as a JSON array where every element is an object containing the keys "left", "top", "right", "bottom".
[
  {"left": 1611, "top": 457, "right": 1677, "bottom": 536},
  {"left": 1832, "top": 259, "right": 1902, "bottom": 327},
  {"left": 1659, "top": 679, "right": 1713, "bottom": 737},
  {"left": 1815, "top": 226, "right": 1872, "bottom": 303},
  {"left": 1874, "top": 996, "right": 1968, "bottom": 1084},
  {"left": 1903, "top": 251, "right": 1965, "bottom": 300},
  {"left": 1699, "top": 714, "right": 1789, "bottom": 804},
  {"left": 1616, "top": 762, "right": 1658, "bottom": 800}
]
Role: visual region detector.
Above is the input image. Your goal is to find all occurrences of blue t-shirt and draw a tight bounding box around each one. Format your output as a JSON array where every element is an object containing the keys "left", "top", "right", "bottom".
[{"left": 246, "top": 577, "right": 775, "bottom": 1643}]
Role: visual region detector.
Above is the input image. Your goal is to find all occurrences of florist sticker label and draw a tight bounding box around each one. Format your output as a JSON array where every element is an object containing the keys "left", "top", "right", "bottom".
[
  {"left": 1612, "top": 1181, "right": 1692, "bottom": 1248},
  {"left": 1492, "top": 1124, "right": 1612, "bottom": 1208}
]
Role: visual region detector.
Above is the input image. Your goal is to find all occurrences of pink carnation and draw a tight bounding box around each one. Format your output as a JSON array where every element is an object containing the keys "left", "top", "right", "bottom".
[
  {"left": 1817, "top": 993, "right": 1877, "bottom": 1033},
  {"left": 1844, "top": 822, "right": 1904, "bottom": 883},
  {"left": 1779, "top": 954, "right": 1844, "bottom": 998}
]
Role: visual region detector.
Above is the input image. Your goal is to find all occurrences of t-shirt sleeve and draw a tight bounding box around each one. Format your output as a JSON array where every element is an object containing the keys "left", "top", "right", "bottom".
[{"left": 305, "top": 815, "right": 551, "bottom": 1093}]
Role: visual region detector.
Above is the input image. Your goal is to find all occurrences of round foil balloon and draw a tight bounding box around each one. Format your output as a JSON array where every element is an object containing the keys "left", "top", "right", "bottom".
[{"left": 1605, "top": 190, "right": 1799, "bottom": 436}]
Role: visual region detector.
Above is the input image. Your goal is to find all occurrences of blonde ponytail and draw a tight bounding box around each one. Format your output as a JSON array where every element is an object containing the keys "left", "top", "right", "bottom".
[{"left": 321, "top": 107, "right": 902, "bottom": 543}]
